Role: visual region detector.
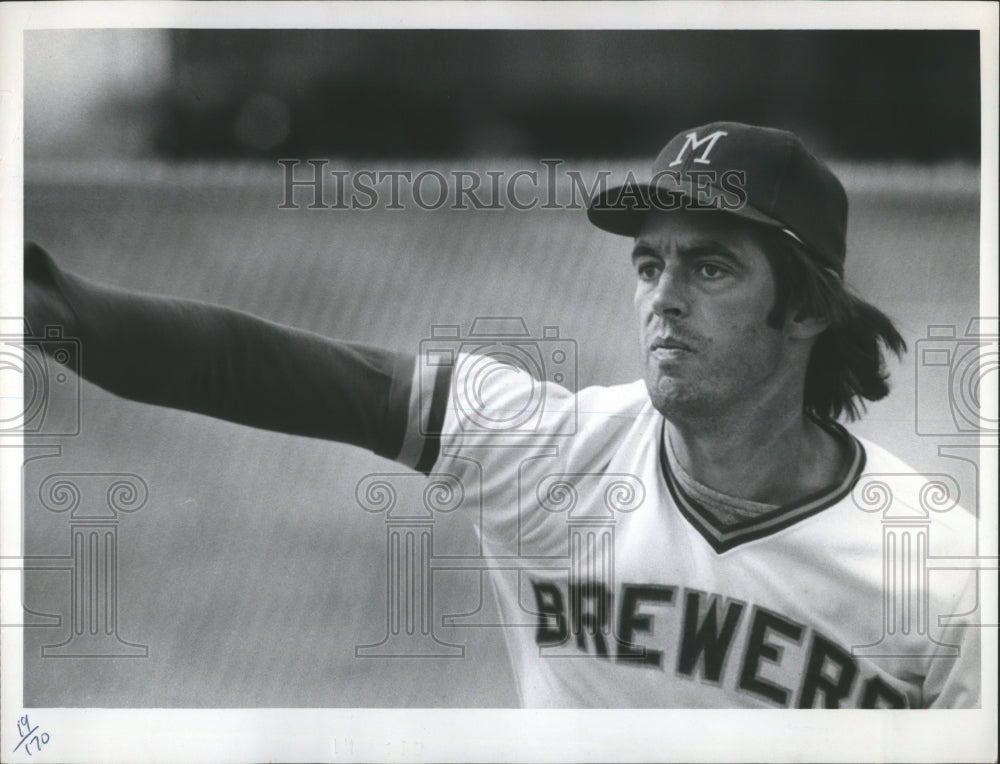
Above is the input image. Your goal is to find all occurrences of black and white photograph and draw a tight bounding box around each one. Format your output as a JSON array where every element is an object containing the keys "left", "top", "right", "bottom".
[{"left": 0, "top": 2, "right": 997, "bottom": 762}]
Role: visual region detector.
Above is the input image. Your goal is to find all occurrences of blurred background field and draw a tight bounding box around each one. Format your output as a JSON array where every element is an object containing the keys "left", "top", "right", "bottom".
[{"left": 18, "top": 29, "right": 985, "bottom": 707}]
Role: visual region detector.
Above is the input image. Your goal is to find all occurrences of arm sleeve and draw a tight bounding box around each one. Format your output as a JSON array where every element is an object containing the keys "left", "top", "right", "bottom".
[{"left": 23, "top": 242, "right": 414, "bottom": 459}]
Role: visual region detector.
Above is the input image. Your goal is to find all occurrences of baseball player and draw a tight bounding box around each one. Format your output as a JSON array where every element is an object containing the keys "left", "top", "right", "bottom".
[{"left": 23, "top": 121, "right": 980, "bottom": 708}]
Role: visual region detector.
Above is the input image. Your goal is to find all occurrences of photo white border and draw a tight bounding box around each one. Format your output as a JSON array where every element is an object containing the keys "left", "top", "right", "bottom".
[{"left": 1, "top": 2, "right": 996, "bottom": 762}]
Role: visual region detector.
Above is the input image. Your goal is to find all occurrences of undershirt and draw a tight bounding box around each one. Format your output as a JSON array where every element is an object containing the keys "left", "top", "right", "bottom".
[{"left": 664, "top": 432, "right": 781, "bottom": 525}]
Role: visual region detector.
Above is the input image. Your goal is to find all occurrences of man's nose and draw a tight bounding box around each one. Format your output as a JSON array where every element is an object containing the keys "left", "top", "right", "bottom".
[{"left": 650, "top": 267, "right": 688, "bottom": 317}]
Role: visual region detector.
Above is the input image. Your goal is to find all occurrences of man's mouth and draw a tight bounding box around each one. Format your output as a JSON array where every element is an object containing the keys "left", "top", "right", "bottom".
[{"left": 650, "top": 336, "right": 694, "bottom": 353}]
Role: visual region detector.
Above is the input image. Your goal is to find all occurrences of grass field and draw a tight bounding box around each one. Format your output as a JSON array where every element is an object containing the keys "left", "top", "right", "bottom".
[{"left": 21, "top": 159, "right": 982, "bottom": 707}]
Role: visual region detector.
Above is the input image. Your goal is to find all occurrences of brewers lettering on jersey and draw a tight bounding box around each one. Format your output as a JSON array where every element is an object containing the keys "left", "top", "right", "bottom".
[{"left": 23, "top": 121, "right": 980, "bottom": 708}]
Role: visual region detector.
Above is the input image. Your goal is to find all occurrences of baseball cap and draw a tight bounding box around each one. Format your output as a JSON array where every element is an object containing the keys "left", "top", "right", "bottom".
[{"left": 586, "top": 121, "right": 848, "bottom": 277}]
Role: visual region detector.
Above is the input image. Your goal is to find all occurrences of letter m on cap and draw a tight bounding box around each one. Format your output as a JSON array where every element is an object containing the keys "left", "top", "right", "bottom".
[{"left": 669, "top": 130, "right": 729, "bottom": 167}]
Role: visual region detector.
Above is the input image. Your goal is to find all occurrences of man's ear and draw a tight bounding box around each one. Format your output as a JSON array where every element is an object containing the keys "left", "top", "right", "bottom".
[{"left": 786, "top": 310, "right": 829, "bottom": 340}]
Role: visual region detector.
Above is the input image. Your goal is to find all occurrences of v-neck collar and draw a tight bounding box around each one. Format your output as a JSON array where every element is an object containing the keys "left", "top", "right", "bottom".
[{"left": 658, "top": 417, "right": 866, "bottom": 554}]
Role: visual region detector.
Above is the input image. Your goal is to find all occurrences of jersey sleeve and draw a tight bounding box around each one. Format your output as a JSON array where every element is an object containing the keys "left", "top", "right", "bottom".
[
  {"left": 24, "top": 242, "right": 414, "bottom": 458},
  {"left": 419, "top": 349, "right": 583, "bottom": 467},
  {"left": 401, "top": 347, "right": 647, "bottom": 502}
]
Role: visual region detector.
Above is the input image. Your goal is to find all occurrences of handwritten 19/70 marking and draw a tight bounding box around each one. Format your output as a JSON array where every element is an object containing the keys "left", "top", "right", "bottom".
[{"left": 12, "top": 714, "right": 50, "bottom": 757}]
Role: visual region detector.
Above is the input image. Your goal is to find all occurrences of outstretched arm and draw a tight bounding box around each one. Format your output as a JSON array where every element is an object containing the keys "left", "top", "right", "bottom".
[{"left": 23, "top": 242, "right": 418, "bottom": 460}]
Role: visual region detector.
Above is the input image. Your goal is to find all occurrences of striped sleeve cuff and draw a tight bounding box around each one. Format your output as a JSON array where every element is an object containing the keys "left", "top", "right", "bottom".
[{"left": 392, "top": 356, "right": 453, "bottom": 474}]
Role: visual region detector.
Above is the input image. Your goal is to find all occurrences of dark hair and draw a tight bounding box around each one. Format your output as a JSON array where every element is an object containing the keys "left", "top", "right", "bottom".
[{"left": 757, "top": 227, "right": 907, "bottom": 422}]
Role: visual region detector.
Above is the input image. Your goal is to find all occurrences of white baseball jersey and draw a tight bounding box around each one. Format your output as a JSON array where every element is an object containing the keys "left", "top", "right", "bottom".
[{"left": 401, "top": 353, "right": 981, "bottom": 708}]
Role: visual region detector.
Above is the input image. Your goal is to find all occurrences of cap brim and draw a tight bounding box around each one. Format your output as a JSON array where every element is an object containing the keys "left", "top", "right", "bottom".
[{"left": 586, "top": 176, "right": 785, "bottom": 238}]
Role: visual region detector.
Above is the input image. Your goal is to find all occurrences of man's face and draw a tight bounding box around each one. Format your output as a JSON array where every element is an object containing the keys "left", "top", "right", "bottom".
[{"left": 633, "top": 210, "right": 795, "bottom": 421}]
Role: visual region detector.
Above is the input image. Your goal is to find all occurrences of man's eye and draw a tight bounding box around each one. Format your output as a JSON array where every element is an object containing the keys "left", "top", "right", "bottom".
[
  {"left": 696, "top": 262, "right": 728, "bottom": 279},
  {"left": 636, "top": 262, "right": 662, "bottom": 281}
]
